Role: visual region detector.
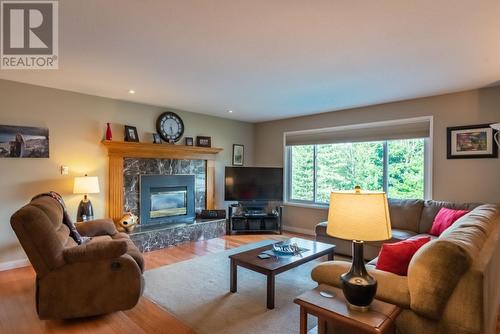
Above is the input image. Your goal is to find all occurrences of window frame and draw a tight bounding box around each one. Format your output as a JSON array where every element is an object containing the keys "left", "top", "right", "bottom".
[{"left": 283, "top": 117, "right": 433, "bottom": 208}]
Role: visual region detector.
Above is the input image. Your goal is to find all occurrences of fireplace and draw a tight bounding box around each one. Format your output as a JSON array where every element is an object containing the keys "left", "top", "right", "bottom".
[{"left": 140, "top": 174, "right": 195, "bottom": 225}]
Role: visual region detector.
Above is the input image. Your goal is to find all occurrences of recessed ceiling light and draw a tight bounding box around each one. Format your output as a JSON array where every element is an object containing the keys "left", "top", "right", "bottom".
[
  {"left": 227, "top": 110, "right": 233, "bottom": 113},
  {"left": 128, "top": 89, "right": 136, "bottom": 94}
]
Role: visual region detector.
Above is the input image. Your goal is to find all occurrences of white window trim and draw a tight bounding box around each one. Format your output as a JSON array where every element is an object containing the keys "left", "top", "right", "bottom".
[{"left": 282, "top": 116, "right": 434, "bottom": 208}]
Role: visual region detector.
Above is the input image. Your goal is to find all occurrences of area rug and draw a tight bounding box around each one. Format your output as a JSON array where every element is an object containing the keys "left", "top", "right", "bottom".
[{"left": 144, "top": 240, "right": 326, "bottom": 334}]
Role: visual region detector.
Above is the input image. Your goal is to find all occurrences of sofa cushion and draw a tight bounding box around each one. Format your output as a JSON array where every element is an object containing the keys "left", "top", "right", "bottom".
[
  {"left": 311, "top": 260, "right": 411, "bottom": 308},
  {"left": 388, "top": 198, "right": 424, "bottom": 232},
  {"left": 418, "top": 200, "right": 481, "bottom": 233},
  {"left": 368, "top": 229, "right": 418, "bottom": 248},
  {"left": 429, "top": 207, "right": 470, "bottom": 236},
  {"left": 439, "top": 204, "right": 498, "bottom": 258},
  {"left": 316, "top": 223, "right": 417, "bottom": 260},
  {"left": 376, "top": 236, "right": 431, "bottom": 276}
]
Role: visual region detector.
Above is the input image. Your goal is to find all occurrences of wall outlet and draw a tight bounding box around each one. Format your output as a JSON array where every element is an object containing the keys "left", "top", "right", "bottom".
[{"left": 60, "top": 166, "right": 69, "bottom": 175}]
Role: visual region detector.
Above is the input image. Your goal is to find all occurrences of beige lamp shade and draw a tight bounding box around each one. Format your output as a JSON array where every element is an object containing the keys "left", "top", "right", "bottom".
[
  {"left": 326, "top": 189, "right": 391, "bottom": 242},
  {"left": 73, "top": 176, "right": 100, "bottom": 194}
]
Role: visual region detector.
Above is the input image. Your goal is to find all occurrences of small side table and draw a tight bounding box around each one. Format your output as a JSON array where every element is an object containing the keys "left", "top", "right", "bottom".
[{"left": 294, "top": 284, "right": 401, "bottom": 334}]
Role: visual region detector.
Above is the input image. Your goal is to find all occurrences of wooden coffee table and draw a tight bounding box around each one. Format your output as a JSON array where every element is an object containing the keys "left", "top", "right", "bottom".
[
  {"left": 229, "top": 237, "right": 335, "bottom": 309},
  {"left": 294, "top": 284, "right": 401, "bottom": 334}
]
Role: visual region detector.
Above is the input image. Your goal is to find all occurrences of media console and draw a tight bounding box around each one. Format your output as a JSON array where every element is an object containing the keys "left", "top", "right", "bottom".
[{"left": 228, "top": 204, "right": 283, "bottom": 234}]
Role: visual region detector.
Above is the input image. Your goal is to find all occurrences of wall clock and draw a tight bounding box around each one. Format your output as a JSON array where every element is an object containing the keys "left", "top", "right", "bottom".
[{"left": 156, "top": 112, "right": 184, "bottom": 143}]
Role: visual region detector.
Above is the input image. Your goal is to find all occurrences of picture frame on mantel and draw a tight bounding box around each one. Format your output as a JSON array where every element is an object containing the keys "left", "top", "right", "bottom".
[
  {"left": 152, "top": 133, "right": 162, "bottom": 144},
  {"left": 232, "top": 144, "right": 244, "bottom": 166},
  {"left": 447, "top": 124, "right": 498, "bottom": 159},
  {"left": 196, "top": 136, "right": 211, "bottom": 147},
  {"left": 124, "top": 125, "right": 139, "bottom": 142}
]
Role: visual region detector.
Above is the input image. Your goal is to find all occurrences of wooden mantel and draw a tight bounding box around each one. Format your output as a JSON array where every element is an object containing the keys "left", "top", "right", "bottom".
[{"left": 101, "top": 140, "right": 223, "bottom": 221}]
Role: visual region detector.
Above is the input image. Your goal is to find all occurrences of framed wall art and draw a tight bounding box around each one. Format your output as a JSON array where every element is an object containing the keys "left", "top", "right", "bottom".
[
  {"left": 232, "top": 144, "right": 244, "bottom": 166},
  {"left": 447, "top": 124, "right": 498, "bottom": 159},
  {"left": 0, "top": 125, "right": 49, "bottom": 158}
]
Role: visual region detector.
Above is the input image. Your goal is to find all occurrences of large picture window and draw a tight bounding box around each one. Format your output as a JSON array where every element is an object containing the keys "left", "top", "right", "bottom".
[{"left": 287, "top": 138, "right": 427, "bottom": 204}]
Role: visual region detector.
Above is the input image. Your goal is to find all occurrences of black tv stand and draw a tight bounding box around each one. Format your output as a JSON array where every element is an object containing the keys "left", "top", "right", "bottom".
[{"left": 228, "top": 203, "right": 283, "bottom": 234}]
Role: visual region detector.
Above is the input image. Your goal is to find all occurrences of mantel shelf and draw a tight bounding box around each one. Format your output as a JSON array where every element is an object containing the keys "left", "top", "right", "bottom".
[{"left": 101, "top": 140, "right": 223, "bottom": 160}]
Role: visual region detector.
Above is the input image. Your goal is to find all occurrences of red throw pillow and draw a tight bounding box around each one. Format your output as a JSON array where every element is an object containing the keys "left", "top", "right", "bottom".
[
  {"left": 429, "top": 207, "right": 470, "bottom": 236},
  {"left": 375, "top": 237, "right": 431, "bottom": 276}
]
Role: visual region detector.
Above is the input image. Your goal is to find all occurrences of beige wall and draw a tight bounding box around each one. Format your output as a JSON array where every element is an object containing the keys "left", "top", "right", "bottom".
[
  {"left": 0, "top": 79, "right": 254, "bottom": 264},
  {"left": 255, "top": 87, "right": 500, "bottom": 233}
]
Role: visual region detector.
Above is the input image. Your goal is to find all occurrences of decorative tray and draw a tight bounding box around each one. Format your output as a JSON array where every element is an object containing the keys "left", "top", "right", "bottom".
[{"left": 271, "top": 242, "right": 308, "bottom": 255}]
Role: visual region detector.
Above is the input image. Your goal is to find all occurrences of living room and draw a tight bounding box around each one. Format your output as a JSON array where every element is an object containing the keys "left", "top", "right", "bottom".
[{"left": 0, "top": 1, "right": 499, "bottom": 334}]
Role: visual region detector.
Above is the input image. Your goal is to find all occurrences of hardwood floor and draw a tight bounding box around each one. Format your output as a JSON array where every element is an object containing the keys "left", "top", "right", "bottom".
[
  {"left": 0, "top": 233, "right": 498, "bottom": 334},
  {"left": 0, "top": 233, "right": 291, "bottom": 334}
]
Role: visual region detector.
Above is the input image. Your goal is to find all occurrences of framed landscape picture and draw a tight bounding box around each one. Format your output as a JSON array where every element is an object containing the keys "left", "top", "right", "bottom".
[
  {"left": 0, "top": 125, "right": 49, "bottom": 158},
  {"left": 447, "top": 124, "right": 498, "bottom": 159},
  {"left": 232, "top": 144, "right": 244, "bottom": 166}
]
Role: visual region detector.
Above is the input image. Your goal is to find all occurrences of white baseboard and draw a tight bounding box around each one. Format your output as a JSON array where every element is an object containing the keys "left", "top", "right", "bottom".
[
  {"left": 283, "top": 226, "right": 316, "bottom": 236},
  {"left": 0, "top": 258, "right": 30, "bottom": 271}
]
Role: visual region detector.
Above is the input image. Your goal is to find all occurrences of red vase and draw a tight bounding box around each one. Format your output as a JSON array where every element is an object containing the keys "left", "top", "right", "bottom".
[{"left": 106, "top": 123, "right": 112, "bottom": 140}]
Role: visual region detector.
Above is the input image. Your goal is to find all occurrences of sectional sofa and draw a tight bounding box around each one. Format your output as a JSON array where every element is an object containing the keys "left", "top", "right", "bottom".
[{"left": 312, "top": 199, "right": 500, "bottom": 334}]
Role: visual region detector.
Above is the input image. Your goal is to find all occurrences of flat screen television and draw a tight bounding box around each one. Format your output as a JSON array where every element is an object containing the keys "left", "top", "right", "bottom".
[{"left": 224, "top": 167, "right": 283, "bottom": 201}]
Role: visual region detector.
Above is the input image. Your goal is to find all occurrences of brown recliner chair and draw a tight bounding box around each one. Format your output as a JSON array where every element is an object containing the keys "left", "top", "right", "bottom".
[{"left": 10, "top": 196, "right": 145, "bottom": 319}]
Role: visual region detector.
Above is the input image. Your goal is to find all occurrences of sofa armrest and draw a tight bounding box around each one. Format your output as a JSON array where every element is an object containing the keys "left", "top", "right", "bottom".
[
  {"left": 63, "top": 240, "right": 127, "bottom": 264},
  {"left": 311, "top": 260, "right": 411, "bottom": 308},
  {"left": 75, "top": 219, "right": 117, "bottom": 237}
]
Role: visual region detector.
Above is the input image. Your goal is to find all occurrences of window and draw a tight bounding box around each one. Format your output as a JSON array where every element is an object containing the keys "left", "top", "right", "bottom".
[{"left": 287, "top": 138, "right": 427, "bottom": 204}]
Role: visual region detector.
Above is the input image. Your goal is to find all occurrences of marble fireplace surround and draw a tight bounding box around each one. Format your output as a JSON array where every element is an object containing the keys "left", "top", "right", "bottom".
[
  {"left": 101, "top": 140, "right": 222, "bottom": 222},
  {"left": 124, "top": 159, "right": 202, "bottom": 223}
]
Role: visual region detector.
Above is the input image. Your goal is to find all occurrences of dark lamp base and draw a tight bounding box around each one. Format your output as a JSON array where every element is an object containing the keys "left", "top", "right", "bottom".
[
  {"left": 341, "top": 240, "right": 377, "bottom": 311},
  {"left": 76, "top": 196, "right": 94, "bottom": 222}
]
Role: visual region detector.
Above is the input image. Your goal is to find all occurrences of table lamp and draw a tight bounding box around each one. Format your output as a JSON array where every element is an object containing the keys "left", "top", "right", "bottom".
[
  {"left": 73, "top": 175, "right": 100, "bottom": 222},
  {"left": 326, "top": 186, "right": 391, "bottom": 311}
]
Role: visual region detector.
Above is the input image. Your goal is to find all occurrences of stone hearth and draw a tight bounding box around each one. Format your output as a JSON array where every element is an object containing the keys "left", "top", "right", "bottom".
[{"left": 129, "top": 219, "right": 226, "bottom": 252}]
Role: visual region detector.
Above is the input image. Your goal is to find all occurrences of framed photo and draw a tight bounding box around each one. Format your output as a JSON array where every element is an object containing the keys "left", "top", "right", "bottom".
[
  {"left": 124, "top": 125, "right": 139, "bottom": 142},
  {"left": 232, "top": 144, "right": 244, "bottom": 166},
  {"left": 447, "top": 124, "right": 498, "bottom": 159},
  {"left": 196, "top": 136, "right": 211, "bottom": 147},
  {"left": 0, "top": 125, "right": 49, "bottom": 158},
  {"left": 152, "top": 133, "right": 162, "bottom": 144},
  {"left": 185, "top": 137, "right": 194, "bottom": 146}
]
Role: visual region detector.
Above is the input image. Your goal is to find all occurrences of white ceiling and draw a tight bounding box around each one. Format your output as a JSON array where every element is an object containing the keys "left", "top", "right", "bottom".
[{"left": 2, "top": 0, "right": 500, "bottom": 122}]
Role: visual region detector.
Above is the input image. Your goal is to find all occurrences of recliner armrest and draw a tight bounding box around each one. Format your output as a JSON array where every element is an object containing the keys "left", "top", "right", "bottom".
[
  {"left": 75, "top": 219, "right": 117, "bottom": 237},
  {"left": 63, "top": 240, "right": 127, "bottom": 264}
]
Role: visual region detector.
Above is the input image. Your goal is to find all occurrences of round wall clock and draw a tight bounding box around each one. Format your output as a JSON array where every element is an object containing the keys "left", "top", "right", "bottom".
[{"left": 156, "top": 112, "right": 184, "bottom": 143}]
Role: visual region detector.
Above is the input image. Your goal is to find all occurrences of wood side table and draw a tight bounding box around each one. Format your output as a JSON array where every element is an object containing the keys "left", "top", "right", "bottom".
[{"left": 294, "top": 284, "right": 401, "bottom": 334}]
